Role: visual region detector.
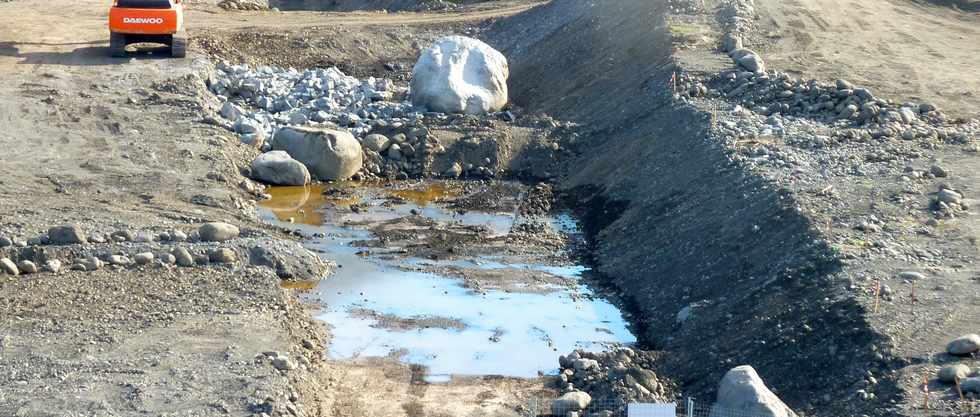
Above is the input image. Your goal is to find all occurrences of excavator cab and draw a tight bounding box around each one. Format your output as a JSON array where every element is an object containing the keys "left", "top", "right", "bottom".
[{"left": 108, "top": 0, "right": 187, "bottom": 58}]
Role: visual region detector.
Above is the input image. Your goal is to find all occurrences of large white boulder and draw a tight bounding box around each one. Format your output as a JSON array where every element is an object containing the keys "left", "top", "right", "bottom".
[
  {"left": 410, "top": 36, "right": 509, "bottom": 115},
  {"left": 250, "top": 151, "right": 311, "bottom": 186},
  {"left": 709, "top": 366, "right": 798, "bottom": 417},
  {"left": 271, "top": 126, "right": 363, "bottom": 181},
  {"left": 551, "top": 391, "right": 591, "bottom": 413}
]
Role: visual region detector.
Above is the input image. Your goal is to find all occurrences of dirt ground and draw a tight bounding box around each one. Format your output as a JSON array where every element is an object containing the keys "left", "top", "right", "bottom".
[
  {"left": 0, "top": 0, "right": 547, "bottom": 416},
  {"left": 752, "top": 0, "right": 980, "bottom": 120},
  {"left": 2, "top": 0, "right": 979, "bottom": 416}
]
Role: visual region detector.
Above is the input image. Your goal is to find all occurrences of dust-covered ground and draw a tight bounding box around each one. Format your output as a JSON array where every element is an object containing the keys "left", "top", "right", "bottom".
[
  {"left": 483, "top": 0, "right": 980, "bottom": 416},
  {"left": 0, "top": 0, "right": 552, "bottom": 416}
]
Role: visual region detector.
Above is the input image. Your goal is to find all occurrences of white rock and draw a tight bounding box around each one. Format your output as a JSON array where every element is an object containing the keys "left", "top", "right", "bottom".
[
  {"left": 16, "top": 260, "right": 37, "bottom": 274},
  {"left": 199, "top": 222, "right": 240, "bottom": 242},
  {"left": 709, "top": 365, "right": 798, "bottom": 417},
  {"left": 134, "top": 252, "right": 155, "bottom": 265},
  {"left": 947, "top": 334, "right": 980, "bottom": 356},
  {"left": 362, "top": 134, "right": 391, "bottom": 153},
  {"left": 43, "top": 259, "right": 62, "bottom": 273},
  {"left": 573, "top": 358, "right": 599, "bottom": 372},
  {"left": 938, "top": 364, "right": 971, "bottom": 383},
  {"left": 272, "top": 126, "right": 363, "bottom": 181},
  {"left": 551, "top": 391, "right": 591, "bottom": 413},
  {"left": 221, "top": 102, "right": 245, "bottom": 122},
  {"left": 411, "top": 36, "right": 509, "bottom": 114},
  {"left": 251, "top": 151, "right": 311, "bottom": 186},
  {"left": 1, "top": 258, "right": 20, "bottom": 275}
]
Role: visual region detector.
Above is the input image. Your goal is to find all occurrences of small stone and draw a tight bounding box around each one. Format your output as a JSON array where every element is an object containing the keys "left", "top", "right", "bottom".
[
  {"left": 199, "top": 222, "right": 240, "bottom": 242},
  {"left": 209, "top": 248, "right": 237, "bottom": 264},
  {"left": 962, "top": 378, "right": 980, "bottom": 393},
  {"left": 173, "top": 247, "right": 195, "bottom": 267},
  {"left": 171, "top": 230, "right": 188, "bottom": 242},
  {"left": 938, "top": 364, "right": 971, "bottom": 383},
  {"left": 362, "top": 134, "right": 391, "bottom": 153},
  {"left": 552, "top": 391, "right": 591, "bottom": 413},
  {"left": 302, "top": 339, "right": 315, "bottom": 349},
  {"left": 134, "top": 252, "right": 155, "bottom": 265},
  {"left": 937, "top": 189, "right": 962, "bottom": 204},
  {"left": 160, "top": 253, "right": 177, "bottom": 265},
  {"left": 947, "top": 334, "right": 980, "bottom": 356},
  {"left": 272, "top": 357, "right": 297, "bottom": 371},
  {"left": 898, "top": 271, "right": 925, "bottom": 281},
  {"left": 88, "top": 234, "right": 107, "bottom": 244},
  {"left": 0, "top": 236, "right": 11, "bottom": 247},
  {"left": 43, "top": 259, "right": 62, "bottom": 273},
  {"left": 47, "top": 224, "right": 87, "bottom": 245},
  {"left": 111, "top": 230, "right": 134, "bottom": 242},
  {"left": 835, "top": 79, "right": 854, "bottom": 90},
  {"left": 930, "top": 165, "right": 948, "bottom": 178},
  {"left": 108, "top": 255, "right": 131, "bottom": 266},
  {"left": 78, "top": 256, "right": 102, "bottom": 271},
  {"left": 16, "top": 260, "right": 37, "bottom": 274},
  {"left": 445, "top": 162, "right": 463, "bottom": 178},
  {"left": 387, "top": 143, "right": 403, "bottom": 160},
  {"left": 573, "top": 358, "right": 599, "bottom": 372},
  {"left": 1, "top": 258, "right": 20, "bottom": 275}
]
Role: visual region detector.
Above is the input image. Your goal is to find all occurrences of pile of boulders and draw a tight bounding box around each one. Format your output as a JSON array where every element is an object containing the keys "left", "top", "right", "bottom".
[
  {"left": 0, "top": 223, "right": 327, "bottom": 279},
  {"left": 217, "top": 0, "right": 269, "bottom": 10},
  {"left": 552, "top": 348, "right": 671, "bottom": 417},
  {"left": 939, "top": 334, "right": 980, "bottom": 395},
  {"left": 209, "top": 63, "right": 406, "bottom": 147},
  {"left": 210, "top": 36, "right": 513, "bottom": 185}
]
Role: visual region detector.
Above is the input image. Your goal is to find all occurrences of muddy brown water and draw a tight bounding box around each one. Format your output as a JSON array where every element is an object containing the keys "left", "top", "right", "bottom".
[{"left": 259, "top": 181, "right": 636, "bottom": 382}]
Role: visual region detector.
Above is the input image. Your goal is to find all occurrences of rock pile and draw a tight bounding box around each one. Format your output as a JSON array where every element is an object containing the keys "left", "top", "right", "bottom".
[
  {"left": 210, "top": 61, "right": 519, "bottom": 182},
  {"left": 0, "top": 223, "right": 327, "bottom": 281},
  {"left": 217, "top": 0, "right": 269, "bottom": 10},
  {"left": 208, "top": 62, "right": 407, "bottom": 147},
  {"left": 553, "top": 348, "right": 671, "bottom": 417}
]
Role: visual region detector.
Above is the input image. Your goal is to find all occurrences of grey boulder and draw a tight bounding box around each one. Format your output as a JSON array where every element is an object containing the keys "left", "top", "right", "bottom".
[
  {"left": 251, "top": 151, "right": 311, "bottom": 186},
  {"left": 947, "top": 334, "right": 980, "bottom": 356},
  {"left": 709, "top": 365, "right": 798, "bottom": 417},
  {"left": 362, "top": 134, "right": 391, "bottom": 153},
  {"left": 199, "top": 222, "right": 240, "bottom": 242},
  {"left": 730, "top": 48, "right": 766, "bottom": 73},
  {"left": 551, "top": 391, "right": 591, "bottom": 413},
  {"left": 48, "top": 224, "right": 87, "bottom": 245},
  {"left": 938, "top": 364, "right": 971, "bottom": 384},
  {"left": 272, "top": 126, "right": 363, "bottom": 181},
  {"left": 962, "top": 377, "right": 980, "bottom": 393}
]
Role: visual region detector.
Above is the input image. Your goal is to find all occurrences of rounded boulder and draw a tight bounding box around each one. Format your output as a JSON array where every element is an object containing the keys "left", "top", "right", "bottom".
[
  {"left": 251, "top": 151, "right": 311, "bottom": 186},
  {"left": 272, "top": 126, "right": 363, "bottom": 181},
  {"left": 411, "top": 36, "right": 509, "bottom": 115}
]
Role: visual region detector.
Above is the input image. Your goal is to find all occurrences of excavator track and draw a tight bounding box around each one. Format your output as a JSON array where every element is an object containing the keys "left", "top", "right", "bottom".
[
  {"left": 170, "top": 31, "right": 187, "bottom": 58},
  {"left": 109, "top": 32, "right": 127, "bottom": 58}
]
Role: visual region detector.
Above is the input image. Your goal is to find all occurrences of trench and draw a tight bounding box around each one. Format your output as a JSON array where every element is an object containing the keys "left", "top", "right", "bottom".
[{"left": 257, "top": 181, "right": 637, "bottom": 381}]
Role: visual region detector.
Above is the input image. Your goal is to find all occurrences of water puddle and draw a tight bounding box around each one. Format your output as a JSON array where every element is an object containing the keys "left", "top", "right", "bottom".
[{"left": 259, "top": 182, "right": 636, "bottom": 381}]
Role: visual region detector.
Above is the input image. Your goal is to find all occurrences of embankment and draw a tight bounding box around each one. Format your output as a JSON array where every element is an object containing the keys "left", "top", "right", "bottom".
[{"left": 487, "top": 1, "right": 895, "bottom": 415}]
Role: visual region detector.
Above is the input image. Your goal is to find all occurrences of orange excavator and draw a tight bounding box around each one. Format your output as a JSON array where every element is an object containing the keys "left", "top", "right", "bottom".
[{"left": 108, "top": 0, "right": 187, "bottom": 58}]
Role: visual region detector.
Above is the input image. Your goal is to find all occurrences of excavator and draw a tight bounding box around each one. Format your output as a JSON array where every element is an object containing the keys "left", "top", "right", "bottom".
[{"left": 108, "top": 0, "right": 187, "bottom": 58}]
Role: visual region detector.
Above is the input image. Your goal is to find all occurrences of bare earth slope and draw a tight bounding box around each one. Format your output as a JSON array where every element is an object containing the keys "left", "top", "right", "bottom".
[
  {"left": 0, "top": 1, "right": 543, "bottom": 416},
  {"left": 489, "top": 0, "right": 980, "bottom": 416}
]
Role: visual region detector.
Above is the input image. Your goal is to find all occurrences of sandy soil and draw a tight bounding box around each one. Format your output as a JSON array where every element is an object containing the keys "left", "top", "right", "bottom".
[
  {"left": 0, "top": 0, "right": 549, "bottom": 416},
  {"left": 753, "top": 0, "right": 980, "bottom": 119}
]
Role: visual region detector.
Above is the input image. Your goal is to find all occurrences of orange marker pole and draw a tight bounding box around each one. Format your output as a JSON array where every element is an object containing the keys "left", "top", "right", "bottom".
[
  {"left": 873, "top": 278, "right": 881, "bottom": 313},
  {"left": 922, "top": 375, "right": 930, "bottom": 410}
]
